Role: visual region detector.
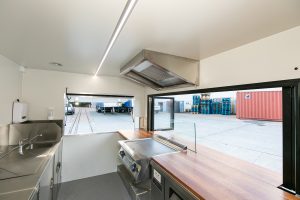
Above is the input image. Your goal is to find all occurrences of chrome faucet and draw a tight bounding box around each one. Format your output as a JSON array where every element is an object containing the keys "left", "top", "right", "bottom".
[
  {"left": 28, "top": 134, "right": 43, "bottom": 150},
  {"left": 18, "top": 134, "right": 43, "bottom": 155},
  {"left": 18, "top": 138, "right": 29, "bottom": 155}
]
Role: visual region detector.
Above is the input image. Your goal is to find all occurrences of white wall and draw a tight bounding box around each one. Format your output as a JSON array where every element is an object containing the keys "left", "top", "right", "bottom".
[
  {"left": 145, "top": 26, "right": 300, "bottom": 116},
  {"left": 0, "top": 55, "right": 22, "bottom": 125},
  {"left": 22, "top": 69, "right": 146, "bottom": 120},
  {"left": 200, "top": 26, "right": 300, "bottom": 88},
  {"left": 61, "top": 132, "right": 124, "bottom": 182}
]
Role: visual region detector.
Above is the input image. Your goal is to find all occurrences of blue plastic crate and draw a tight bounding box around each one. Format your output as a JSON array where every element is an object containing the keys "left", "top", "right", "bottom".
[
  {"left": 193, "top": 95, "right": 201, "bottom": 105},
  {"left": 212, "top": 102, "right": 222, "bottom": 114},
  {"left": 222, "top": 98, "right": 231, "bottom": 102},
  {"left": 201, "top": 108, "right": 210, "bottom": 114},
  {"left": 222, "top": 111, "right": 231, "bottom": 115},
  {"left": 201, "top": 104, "right": 212, "bottom": 114},
  {"left": 221, "top": 105, "right": 231, "bottom": 115},
  {"left": 191, "top": 104, "right": 200, "bottom": 113}
]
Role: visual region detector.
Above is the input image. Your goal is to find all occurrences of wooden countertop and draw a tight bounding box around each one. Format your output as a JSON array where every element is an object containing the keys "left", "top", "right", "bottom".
[
  {"left": 118, "top": 130, "right": 299, "bottom": 200},
  {"left": 118, "top": 129, "right": 153, "bottom": 140},
  {"left": 153, "top": 148, "right": 298, "bottom": 200}
]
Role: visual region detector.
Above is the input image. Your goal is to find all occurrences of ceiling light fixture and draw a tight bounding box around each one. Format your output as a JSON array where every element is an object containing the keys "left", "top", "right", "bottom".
[{"left": 94, "top": 0, "right": 138, "bottom": 76}]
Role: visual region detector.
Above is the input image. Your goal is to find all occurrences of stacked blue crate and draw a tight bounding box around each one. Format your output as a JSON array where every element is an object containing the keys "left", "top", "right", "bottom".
[
  {"left": 221, "top": 98, "right": 231, "bottom": 115},
  {"left": 192, "top": 95, "right": 201, "bottom": 114},
  {"left": 212, "top": 99, "right": 222, "bottom": 114},
  {"left": 192, "top": 95, "right": 200, "bottom": 104},
  {"left": 191, "top": 104, "right": 200, "bottom": 114},
  {"left": 199, "top": 98, "right": 202, "bottom": 114},
  {"left": 200, "top": 99, "right": 212, "bottom": 114},
  {"left": 195, "top": 105, "right": 199, "bottom": 113}
]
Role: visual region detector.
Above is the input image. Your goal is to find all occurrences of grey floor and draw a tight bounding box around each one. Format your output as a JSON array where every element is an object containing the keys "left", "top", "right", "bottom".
[{"left": 58, "top": 173, "right": 131, "bottom": 200}]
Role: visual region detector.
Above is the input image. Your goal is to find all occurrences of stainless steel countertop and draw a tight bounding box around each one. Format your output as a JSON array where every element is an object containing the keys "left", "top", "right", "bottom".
[
  {"left": 0, "top": 140, "right": 62, "bottom": 200},
  {"left": 119, "top": 138, "right": 177, "bottom": 160}
]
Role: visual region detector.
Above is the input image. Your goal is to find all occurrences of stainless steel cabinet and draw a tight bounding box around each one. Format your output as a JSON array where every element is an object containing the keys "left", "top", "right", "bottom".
[
  {"left": 30, "top": 190, "right": 39, "bottom": 200},
  {"left": 37, "top": 141, "right": 63, "bottom": 200},
  {"left": 39, "top": 157, "right": 54, "bottom": 200},
  {"left": 53, "top": 141, "right": 63, "bottom": 200}
]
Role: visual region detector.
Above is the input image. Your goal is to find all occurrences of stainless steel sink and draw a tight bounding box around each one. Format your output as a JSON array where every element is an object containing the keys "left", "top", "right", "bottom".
[
  {"left": 0, "top": 146, "right": 16, "bottom": 159},
  {"left": 0, "top": 145, "right": 52, "bottom": 180},
  {"left": 27, "top": 142, "right": 54, "bottom": 149},
  {"left": 0, "top": 168, "right": 18, "bottom": 180}
]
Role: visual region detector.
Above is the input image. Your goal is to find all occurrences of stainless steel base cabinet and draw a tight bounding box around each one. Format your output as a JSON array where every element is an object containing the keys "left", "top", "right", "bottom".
[
  {"left": 117, "top": 164, "right": 151, "bottom": 200},
  {"left": 53, "top": 140, "right": 63, "bottom": 200},
  {"left": 31, "top": 190, "right": 39, "bottom": 200},
  {"left": 36, "top": 141, "right": 63, "bottom": 200},
  {"left": 39, "top": 157, "right": 54, "bottom": 200}
]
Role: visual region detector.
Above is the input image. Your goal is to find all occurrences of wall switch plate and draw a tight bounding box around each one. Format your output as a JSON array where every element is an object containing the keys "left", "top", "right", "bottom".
[{"left": 153, "top": 169, "right": 161, "bottom": 183}]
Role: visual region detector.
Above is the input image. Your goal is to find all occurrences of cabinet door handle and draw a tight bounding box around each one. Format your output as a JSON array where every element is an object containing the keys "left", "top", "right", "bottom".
[
  {"left": 56, "top": 162, "right": 61, "bottom": 173},
  {"left": 50, "top": 178, "right": 54, "bottom": 189}
]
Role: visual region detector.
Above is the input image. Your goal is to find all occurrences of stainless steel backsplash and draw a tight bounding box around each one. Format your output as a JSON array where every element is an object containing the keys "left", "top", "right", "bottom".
[
  {"left": 8, "top": 123, "right": 62, "bottom": 145},
  {"left": 0, "top": 122, "right": 63, "bottom": 146},
  {"left": 0, "top": 125, "right": 9, "bottom": 145}
]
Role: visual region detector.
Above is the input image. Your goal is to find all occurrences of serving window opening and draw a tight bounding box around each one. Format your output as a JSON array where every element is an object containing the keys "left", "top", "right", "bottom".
[
  {"left": 64, "top": 94, "right": 134, "bottom": 135},
  {"left": 150, "top": 88, "right": 283, "bottom": 176}
]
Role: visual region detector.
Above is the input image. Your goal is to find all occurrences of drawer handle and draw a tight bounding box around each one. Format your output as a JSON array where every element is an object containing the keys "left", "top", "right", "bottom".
[{"left": 56, "top": 162, "right": 61, "bottom": 173}]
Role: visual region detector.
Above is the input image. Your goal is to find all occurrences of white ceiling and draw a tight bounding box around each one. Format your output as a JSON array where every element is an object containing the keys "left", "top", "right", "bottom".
[{"left": 0, "top": 0, "right": 299, "bottom": 76}]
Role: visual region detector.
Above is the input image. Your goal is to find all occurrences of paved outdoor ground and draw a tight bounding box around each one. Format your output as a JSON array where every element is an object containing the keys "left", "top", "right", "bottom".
[
  {"left": 65, "top": 108, "right": 282, "bottom": 174},
  {"left": 65, "top": 107, "right": 134, "bottom": 135},
  {"left": 166, "top": 113, "right": 282, "bottom": 174}
]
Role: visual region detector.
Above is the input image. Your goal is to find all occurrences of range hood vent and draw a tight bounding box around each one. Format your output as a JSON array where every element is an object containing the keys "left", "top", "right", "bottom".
[{"left": 120, "top": 50, "right": 199, "bottom": 90}]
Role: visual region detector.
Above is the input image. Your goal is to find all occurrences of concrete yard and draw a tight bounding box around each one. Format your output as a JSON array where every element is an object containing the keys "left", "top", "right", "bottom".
[
  {"left": 65, "top": 107, "right": 134, "bottom": 135},
  {"left": 65, "top": 108, "right": 282, "bottom": 174},
  {"left": 171, "top": 113, "right": 282, "bottom": 174}
]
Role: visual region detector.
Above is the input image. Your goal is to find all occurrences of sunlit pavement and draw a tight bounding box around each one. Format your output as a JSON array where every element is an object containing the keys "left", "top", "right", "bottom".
[
  {"left": 158, "top": 113, "right": 282, "bottom": 174},
  {"left": 64, "top": 107, "right": 134, "bottom": 135},
  {"left": 65, "top": 109, "right": 282, "bottom": 174}
]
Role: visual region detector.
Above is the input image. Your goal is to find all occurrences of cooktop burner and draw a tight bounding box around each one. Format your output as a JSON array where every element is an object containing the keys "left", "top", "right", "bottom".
[
  {"left": 122, "top": 138, "right": 175, "bottom": 158},
  {"left": 118, "top": 137, "right": 186, "bottom": 187}
]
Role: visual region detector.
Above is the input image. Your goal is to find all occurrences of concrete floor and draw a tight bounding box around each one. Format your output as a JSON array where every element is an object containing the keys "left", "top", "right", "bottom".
[
  {"left": 65, "top": 107, "right": 134, "bottom": 134},
  {"left": 58, "top": 173, "right": 130, "bottom": 200}
]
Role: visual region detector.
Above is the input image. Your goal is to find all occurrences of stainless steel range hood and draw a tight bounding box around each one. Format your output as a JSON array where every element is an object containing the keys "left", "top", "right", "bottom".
[{"left": 120, "top": 50, "right": 199, "bottom": 90}]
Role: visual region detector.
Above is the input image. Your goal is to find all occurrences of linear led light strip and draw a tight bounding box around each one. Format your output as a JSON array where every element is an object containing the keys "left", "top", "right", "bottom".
[{"left": 94, "top": 0, "right": 138, "bottom": 76}]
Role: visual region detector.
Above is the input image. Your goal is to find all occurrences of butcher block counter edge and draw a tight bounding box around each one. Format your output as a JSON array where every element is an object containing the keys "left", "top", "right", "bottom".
[{"left": 118, "top": 129, "right": 153, "bottom": 140}]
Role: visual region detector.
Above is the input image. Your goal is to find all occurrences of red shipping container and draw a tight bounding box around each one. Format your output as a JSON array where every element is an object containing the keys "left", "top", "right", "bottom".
[{"left": 236, "top": 91, "right": 282, "bottom": 121}]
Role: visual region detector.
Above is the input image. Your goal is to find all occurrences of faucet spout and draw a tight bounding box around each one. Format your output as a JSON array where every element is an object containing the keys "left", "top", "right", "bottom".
[
  {"left": 18, "top": 138, "right": 28, "bottom": 155},
  {"left": 28, "top": 134, "right": 43, "bottom": 150},
  {"left": 18, "top": 133, "right": 43, "bottom": 154}
]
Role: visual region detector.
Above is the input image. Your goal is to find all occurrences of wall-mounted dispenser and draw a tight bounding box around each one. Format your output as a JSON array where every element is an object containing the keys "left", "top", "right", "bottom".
[{"left": 12, "top": 102, "right": 28, "bottom": 123}]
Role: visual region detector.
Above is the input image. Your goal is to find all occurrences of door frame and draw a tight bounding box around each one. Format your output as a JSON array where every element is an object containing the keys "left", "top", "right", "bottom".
[{"left": 149, "top": 96, "right": 175, "bottom": 131}]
